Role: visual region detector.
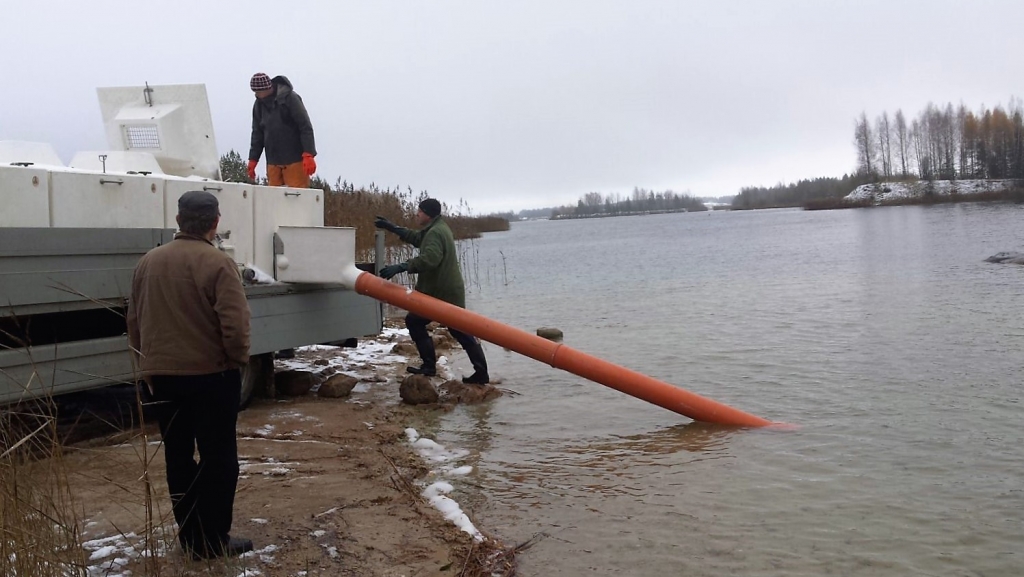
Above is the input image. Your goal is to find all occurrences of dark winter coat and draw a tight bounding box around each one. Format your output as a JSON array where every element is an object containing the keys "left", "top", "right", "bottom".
[
  {"left": 248, "top": 76, "right": 316, "bottom": 166},
  {"left": 398, "top": 217, "right": 466, "bottom": 308}
]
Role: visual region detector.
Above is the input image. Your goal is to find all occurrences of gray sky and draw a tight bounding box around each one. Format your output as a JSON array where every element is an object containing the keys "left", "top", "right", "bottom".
[{"left": 4, "top": 0, "right": 1023, "bottom": 213}]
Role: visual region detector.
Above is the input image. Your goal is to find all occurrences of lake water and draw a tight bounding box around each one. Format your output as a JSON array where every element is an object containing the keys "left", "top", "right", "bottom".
[{"left": 424, "top": 203, "right": 1024, "bottom": 576}]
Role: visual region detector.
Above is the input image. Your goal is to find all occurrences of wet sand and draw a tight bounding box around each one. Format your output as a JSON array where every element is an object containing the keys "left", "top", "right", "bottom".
[{"left": 60, "top": 328, "right": 510, "bottom": 576}]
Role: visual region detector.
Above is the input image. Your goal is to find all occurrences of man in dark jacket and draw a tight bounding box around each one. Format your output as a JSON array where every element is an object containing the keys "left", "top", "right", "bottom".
[
  {"left": 247, "top": 73, "right": 317, "bottom": 188},
  {"left": 127, "top": 190, "right": 253, "bottom": 560},
  {"left": 374, "top": 199, "right": 490, "bottom": 384}
]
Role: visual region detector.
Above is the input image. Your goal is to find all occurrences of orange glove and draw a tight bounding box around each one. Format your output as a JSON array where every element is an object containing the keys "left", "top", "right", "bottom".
[
  {"left": 302, "top": 153, "right": 316, "bottom": 176},
  {"left": 247, "top": 159, "right": 257, "bottom": 180}
]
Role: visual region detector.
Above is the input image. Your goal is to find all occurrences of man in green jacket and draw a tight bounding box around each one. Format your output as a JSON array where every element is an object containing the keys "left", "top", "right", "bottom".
[{"left": 374, "top": 199, "right": 489, "bottom": 384}]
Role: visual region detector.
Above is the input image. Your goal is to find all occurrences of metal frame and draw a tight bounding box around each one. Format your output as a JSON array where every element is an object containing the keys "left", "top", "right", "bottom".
[{"left": 0, "top": 228, "right": 382, "bottom": 405}]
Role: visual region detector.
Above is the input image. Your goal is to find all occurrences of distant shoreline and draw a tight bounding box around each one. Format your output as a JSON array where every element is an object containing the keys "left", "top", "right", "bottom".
[
  {"left": 804, "top": 179, "right": 1024, "bottom": 210},
  {"left": 550, "top": 207, "right": 702, "bottom": 220}
]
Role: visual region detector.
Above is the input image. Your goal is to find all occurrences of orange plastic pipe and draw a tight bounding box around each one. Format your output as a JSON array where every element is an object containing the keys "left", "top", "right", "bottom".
[{"left": 354, "top": 272, "right": 776, "bottom": 427}]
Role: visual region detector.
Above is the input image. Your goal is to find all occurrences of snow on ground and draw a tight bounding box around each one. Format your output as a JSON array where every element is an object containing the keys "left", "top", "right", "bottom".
[
  {"left": 79, "top": 325, "right": 487, "bottom": 575},
  {"left": 290, "top": 328, "right": 484, "bottom": 541},
  {"left": 81, "top": 525, "right": 279, "bottom": 575},
  {"left": 404, "top": 428, "right": 482, "bottom": 541},
  {"left": 82, "top": 529, "right": 172, "bottom": 576},
  {"left": 280, "top": 325, "right": 458, "bottom": 384},
  {"left": 286, "top": 327, "right": 409, "bottom": 368},
  {"left": 845, "top": 179, "right": 1018, "bottom": 204},
  {"left": 270, "top": 322, "right": 490, "bottom": 543}
]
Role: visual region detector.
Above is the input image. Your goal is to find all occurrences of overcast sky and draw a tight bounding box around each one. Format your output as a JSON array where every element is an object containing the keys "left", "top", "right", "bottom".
[{"left": 4, "top": 0, "right": 1023, "bottom": 213}]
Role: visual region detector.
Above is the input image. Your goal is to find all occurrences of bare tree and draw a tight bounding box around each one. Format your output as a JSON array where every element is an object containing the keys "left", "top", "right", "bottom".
[
  {"left": 1011, "top": 97, "right": 1024, "bottom": 179},
  {"left": 876, "top": 112, "right": 893, "bottom": 179},
  {"left": 854, "top": 112, "right": 876, "bottom": 178},
  {"left": 911, "top": 118, "right": 933, "bottom": 180},
  {"left": 942, "top": 103, "right": 958, "bottom": 178},
  {"left": 894, "top": 109, "right": 911, "bottom": 176}
]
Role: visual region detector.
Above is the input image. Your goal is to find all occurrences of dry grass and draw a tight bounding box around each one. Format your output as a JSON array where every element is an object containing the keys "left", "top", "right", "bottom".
[
  {"left": 0, "top": 390, "right": 258, "bottom": 577},
  {"left": 319, "top": 182, "right": 510, "bottom": 295},
  {"left": 1, "top": 401, "right": 87, "bottom": 576},
  {"left": 2, "top": 378, "right": 524, "bottom": 576},
  {"left": 318, "top": 181, "right": 509, "bottom": 262}
]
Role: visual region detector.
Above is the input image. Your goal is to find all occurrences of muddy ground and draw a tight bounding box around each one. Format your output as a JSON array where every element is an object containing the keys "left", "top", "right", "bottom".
[{"left": 52, "top": 327, "right": 515, "bottom": 577}]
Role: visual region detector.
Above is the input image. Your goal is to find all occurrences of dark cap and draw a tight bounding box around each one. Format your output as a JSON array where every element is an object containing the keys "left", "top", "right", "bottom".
[
  {"left": 177, "top": 190, "right": 220, "bottom": 219},
  {"left": 418, "top": 198, "right": 441, "bottom": 218}
]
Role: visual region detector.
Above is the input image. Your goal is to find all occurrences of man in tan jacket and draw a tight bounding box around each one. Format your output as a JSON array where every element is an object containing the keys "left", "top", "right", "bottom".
[{"left": 127, "top": 190, "right": 253, "bottom": 560}]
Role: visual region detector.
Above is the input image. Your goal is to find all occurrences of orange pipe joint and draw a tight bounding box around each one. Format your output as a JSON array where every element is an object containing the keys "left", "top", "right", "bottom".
[{"left": 350, "top": 270, "right": 777, "bottom": 428}]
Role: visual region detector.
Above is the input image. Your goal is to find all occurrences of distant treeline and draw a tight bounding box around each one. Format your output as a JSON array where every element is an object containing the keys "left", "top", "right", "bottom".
[
  {"left": 219, "top": 150, "right": 509, "bottom": 259},
  {"left": 855, "top": 99, "right": 1024, "bottom": 181},
  {"left": 732, "top": 173, "right": 875, "bottom": 210},
  {"left": 733, "top": 97, "right": 1024, "bottom": 210},
  {"left": 552, "top": 188, "right": 707, "bottom": 218}
]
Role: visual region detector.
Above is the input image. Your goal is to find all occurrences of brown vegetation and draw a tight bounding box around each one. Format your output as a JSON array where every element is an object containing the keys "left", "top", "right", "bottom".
[
  {"left": 2, "top": 401, "right": 91, "bottom": 576},
  {"left": 220, "top": 151, "right": 511, "bottom": 261},
  {"left": 315, "top": 181, "right": 510, "bottom": 261}
]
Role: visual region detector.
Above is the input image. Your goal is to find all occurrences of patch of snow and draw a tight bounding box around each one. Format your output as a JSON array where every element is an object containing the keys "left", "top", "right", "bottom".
[
  {"left": 405, "top": 429, "right": 469, "bottom": 463},
  {"left": 278, "top": 359, "right": 316, "bottom": 371},
  {"left": 845, "top": 179, "right": 1017, "bottom": 204},
  {"left": 83, "top": 529, "right": 177, "bottom": 576},
  {"left": 88, "top": 545, "right": 117, "bottom": 560},
  {"left": 250, "top": 518, "right": 269, "bottom": 525},
  {"left": 83, "top": 533, "right": 134, "bottom": 547},
  {"left": 254, "top": 425, "right": 275, "bottom": 437},
  {"left": 297, "top": 344, "right": 339, "bottom": 352},
  {"left": 83, "top": 526, "right": 276, "bottom": 576},
  {"left": 423, "top": 482, "right": 483, "bottom": 541},
  {"left": 238, "top": 437, "right": 330, "bottom": 445},
  {"left": 404, "top": 428, "right": 482, "bottom": 541}
]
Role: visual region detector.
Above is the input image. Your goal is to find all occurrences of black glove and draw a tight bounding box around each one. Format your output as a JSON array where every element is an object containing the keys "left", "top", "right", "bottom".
[
  {"left": 374, "top": 215, "right": 401, "bottom": 233},
  {"left": 379, "top": 262, "right": 409, "bottom": 280}
]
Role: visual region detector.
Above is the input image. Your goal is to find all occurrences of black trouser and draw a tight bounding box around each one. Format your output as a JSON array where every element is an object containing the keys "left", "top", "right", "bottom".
[
  {"left": 150, "top": 370, "right": 241, "bottom": 555},
  {"left": 405, "top": 312, "right": 488, "bottom": 376}
]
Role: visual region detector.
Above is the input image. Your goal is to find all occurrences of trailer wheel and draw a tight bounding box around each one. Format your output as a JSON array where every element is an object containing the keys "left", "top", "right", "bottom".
[{"left": 240, "top": 353, "right": 274, "bottom": 410}]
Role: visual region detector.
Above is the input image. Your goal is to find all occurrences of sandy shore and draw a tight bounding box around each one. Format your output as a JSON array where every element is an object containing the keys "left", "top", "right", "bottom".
[{"left": 61, "top": 327, "right": 513, "bottom": 577}]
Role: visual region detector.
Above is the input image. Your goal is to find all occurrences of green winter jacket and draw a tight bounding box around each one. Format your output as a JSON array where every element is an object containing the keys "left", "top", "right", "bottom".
[{"left": 398, "top": 217, "right": 466, "bottom": 308}]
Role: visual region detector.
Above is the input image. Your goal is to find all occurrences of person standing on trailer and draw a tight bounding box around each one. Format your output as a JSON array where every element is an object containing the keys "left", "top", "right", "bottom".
[
  {"left": 127, "top": 190, "right": 253, "bottom": 560},
  {"left": 247, "top": 72, "right": 317, "bottom": 188}
]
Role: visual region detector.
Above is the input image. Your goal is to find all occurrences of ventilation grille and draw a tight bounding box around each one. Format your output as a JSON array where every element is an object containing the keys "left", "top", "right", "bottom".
[{"left": 123, "top": 124, "right": 161, "bottom": 149}]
